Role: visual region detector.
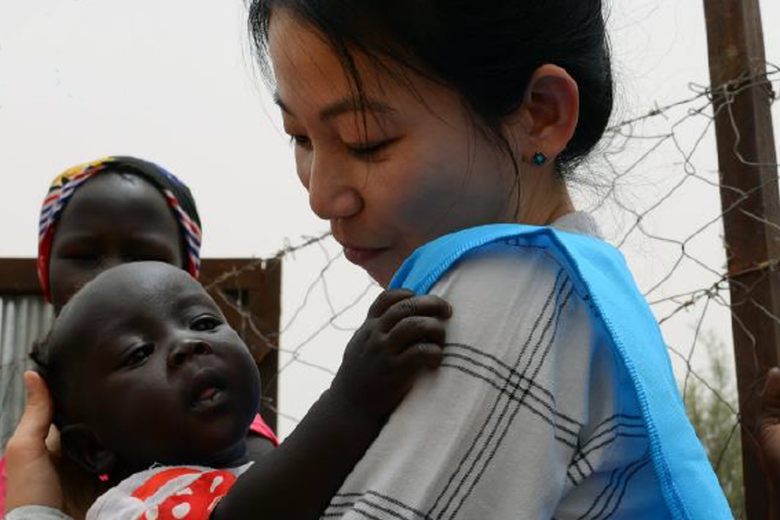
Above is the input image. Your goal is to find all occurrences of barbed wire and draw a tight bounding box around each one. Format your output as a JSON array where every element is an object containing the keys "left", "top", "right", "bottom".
[
  {"left": 0, "top": 59, "right": 772, "bottom": 512},
  {"left": 198, "top": 63, "right": 778, "bottom": 516}
]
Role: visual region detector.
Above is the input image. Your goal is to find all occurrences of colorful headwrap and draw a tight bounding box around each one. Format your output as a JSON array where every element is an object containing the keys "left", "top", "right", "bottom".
[{"left": 37, "top": 156, "right": 202, "bottom": 302}]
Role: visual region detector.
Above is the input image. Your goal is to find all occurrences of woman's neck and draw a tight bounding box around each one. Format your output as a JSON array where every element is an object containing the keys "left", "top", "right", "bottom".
[{"left": 515, "top": 169, "right": 576, "bottom": 226}]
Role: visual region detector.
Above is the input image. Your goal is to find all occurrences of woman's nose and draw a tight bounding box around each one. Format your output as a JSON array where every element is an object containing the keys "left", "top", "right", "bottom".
[
  {"left": 305, "top": 153, "right": 363, "bottom": 221},
  {"left": 167, "top": 338, "right": 213, "bottom": 368}
]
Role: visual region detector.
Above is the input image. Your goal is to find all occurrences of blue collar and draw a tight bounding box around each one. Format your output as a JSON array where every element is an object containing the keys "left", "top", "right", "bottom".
[{"left": 390, "top": 224, "right": 730, "bottom": 520}]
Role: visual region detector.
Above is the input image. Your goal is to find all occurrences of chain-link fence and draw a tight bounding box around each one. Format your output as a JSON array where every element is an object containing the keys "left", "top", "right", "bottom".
[{"left": 199, "top": 61, "right": 779, "bottom": 518}]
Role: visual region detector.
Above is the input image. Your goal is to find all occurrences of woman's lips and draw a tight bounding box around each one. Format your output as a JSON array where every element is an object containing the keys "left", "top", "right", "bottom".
[{"left": 343, "top": 246, "right": 387, "bottom": 266}]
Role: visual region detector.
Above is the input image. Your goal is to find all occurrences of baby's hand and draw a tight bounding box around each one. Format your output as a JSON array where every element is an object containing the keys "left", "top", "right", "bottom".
[{"left": 330, "top": 289, "right": 452, "bottom": 423}]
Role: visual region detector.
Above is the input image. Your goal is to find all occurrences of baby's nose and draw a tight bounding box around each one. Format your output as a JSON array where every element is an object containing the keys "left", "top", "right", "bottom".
[{"left": 167, "top": 338, "right": 213, "bottom": 368}]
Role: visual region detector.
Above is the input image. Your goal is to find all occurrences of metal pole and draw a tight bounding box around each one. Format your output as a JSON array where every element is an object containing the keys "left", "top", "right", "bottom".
[{"left": 702, "top": 0, "right": 780, "bottom": 517}]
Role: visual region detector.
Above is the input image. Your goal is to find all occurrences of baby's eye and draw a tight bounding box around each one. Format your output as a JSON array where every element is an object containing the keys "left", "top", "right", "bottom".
[
  {"left": 191, "top": 315, "right": 222, "bottom": 332},
  {"left": 124, "top": 344, "right": 154, "bottom": 367}
]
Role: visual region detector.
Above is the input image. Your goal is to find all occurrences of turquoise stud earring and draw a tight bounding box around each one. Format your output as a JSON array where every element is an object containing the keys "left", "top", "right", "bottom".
[{"left": 532, "top": 152, "right": 548, "bottom": 166}]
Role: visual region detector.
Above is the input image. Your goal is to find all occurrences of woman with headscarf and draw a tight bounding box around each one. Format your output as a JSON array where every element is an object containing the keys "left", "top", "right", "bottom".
[{"left": 2, "top": 156, "right": 278, "bottom": 519}]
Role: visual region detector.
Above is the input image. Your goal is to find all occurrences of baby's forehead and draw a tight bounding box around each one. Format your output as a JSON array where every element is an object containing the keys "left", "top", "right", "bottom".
[{"left": 57, "top": 263, "right": 207, "bottom": 333}]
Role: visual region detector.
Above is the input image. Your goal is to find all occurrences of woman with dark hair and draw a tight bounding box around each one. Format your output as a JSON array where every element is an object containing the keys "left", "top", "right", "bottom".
[
  {"left": 6, "top": 2, "right": 732, "bottom": 518},
  {"left": 244, "top": 1, "right": 730, "bottom": 518}
]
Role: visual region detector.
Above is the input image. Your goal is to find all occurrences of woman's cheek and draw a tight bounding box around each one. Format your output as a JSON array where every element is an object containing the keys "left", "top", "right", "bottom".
[
  {"left": 392, "top": 159, "right": 450, "bottom": 214},
  {"left": 295, "top": 149, "right": 312, "bottom": 189},
  {"left": 49, "top": 262, "right": 93, "bottom": 307}
]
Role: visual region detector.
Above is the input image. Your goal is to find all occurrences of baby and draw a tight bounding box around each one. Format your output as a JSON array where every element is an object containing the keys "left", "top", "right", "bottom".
[{"left": 29, "top": 261, "right": 451, "bottom": 520}]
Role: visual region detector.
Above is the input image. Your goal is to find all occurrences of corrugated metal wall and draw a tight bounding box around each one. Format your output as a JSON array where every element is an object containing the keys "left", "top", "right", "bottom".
[{"left": 0, "top": 296, "right": 54, "bottom": 450}]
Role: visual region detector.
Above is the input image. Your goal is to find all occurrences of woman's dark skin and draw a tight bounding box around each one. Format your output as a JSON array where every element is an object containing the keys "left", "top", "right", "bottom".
[
  {"left": 44, "top": 172, "right": 274, "bottom": 519},
  {"left": 48, "top": 172, "right": 184, "bottom": 314}
]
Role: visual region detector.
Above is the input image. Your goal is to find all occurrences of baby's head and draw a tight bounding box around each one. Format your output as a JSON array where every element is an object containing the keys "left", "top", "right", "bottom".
[{"left": 32, "top": 262, "right": 261, "bottom": 481}]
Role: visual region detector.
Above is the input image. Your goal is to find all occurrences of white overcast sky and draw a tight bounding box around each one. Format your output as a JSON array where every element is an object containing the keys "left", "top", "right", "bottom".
[{"left": 0, "top": 0, "right": 778, "bottom": 436}]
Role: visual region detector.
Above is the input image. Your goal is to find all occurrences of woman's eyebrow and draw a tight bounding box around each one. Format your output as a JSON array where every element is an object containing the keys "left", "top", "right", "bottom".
[{"left": 274, "top": 93, "right": 395, "bottom": 121}]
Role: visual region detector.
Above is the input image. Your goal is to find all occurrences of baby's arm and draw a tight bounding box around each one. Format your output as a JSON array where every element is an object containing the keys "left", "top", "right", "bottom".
[{"left": 211, "top": 290, "right": 451, "bottom": 520}]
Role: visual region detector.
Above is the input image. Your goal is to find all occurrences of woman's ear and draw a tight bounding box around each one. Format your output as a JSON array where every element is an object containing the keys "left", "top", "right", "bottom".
[
  {"left": 514, "top": 64, "right": 580, "bottom": 163},
  {"left": 60, "top": 424, "right": 116, "bottom": 476}
]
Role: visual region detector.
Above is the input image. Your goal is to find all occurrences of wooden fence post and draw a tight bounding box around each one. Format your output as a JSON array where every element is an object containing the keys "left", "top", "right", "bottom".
[
  {"left": 702, "top": 0, "right": 780, "bottom": 517},
  {"left": 200, "top": 258, "right": 282, "bottom": 433}
]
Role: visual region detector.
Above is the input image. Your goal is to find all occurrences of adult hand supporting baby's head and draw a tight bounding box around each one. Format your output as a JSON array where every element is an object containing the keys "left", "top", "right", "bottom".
[{"left": 5, "top": 371, "right": 63, "bottom": 512}]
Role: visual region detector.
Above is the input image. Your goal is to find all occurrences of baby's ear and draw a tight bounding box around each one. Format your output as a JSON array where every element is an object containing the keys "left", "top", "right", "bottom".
[{"left": 60, "top": 424, "right": 116, "bottom": 476}]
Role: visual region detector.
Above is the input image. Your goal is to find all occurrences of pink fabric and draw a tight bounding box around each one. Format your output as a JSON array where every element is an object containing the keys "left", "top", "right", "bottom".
[
  {"left": 0, "top": 414, "right": 279, "bottom": 518},
  {"left": 0, "top": 414, "right": 276, "bottom": 517},
  {"left": 249, "top": 413, "right": 279, "bottom": 446}
]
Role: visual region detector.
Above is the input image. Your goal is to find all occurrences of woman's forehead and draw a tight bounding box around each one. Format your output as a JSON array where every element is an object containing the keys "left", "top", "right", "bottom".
[
  {"left": 269, "top": 12, "right": 353, "bottom": 109},
  {"left": 54, "top": 173, "right": 179, "bottom": 240},
  {"left": 269, "top": 11, "right": 461, "bottom": 128},
  {"left": 66, "top": 172, "right": 162, "bottom": 207}
]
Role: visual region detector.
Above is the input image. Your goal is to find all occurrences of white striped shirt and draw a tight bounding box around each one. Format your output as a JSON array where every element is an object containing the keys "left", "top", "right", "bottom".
[{"left": 323, "top": 213, "right": 670, "bottom": 520}]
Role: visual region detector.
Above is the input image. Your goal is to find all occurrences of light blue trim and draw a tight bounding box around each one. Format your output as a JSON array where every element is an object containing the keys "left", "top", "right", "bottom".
[{"left": 390, "top": 224, "right": 732, "bottom": 520}]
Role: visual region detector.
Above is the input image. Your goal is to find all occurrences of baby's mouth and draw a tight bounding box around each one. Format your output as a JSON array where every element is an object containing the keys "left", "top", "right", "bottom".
[
  {"left": 198, "top": 386, "right": 220, "bottom": 401},
  {"left": 189, "top": 369, "right": 229, "bottom": 411}
]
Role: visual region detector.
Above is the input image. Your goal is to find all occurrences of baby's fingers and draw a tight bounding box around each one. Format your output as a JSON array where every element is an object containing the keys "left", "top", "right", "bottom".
[
  {"left": 388, "top": 315, "right": 447, "bottom": 351},
  {"left": 761, "top": 368, "right": 780, "bottom": 425},
  {"left": 379, "top": 295, "right": 452, "bottom": 332},
  {"left": 398, "top": 342, "right": 445, "bottom": 371},
  {"left": 366, "top": 289, "right": 414, "bottom": 319},
  {"left": 765, "top": 368, "right": 780, "bottom": 406}
]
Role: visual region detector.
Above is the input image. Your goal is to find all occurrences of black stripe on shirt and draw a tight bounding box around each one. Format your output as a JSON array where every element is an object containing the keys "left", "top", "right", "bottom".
[
  {"left": 439, "top": 277, "right": 576, "bottom": 520},
  {"left": 425, "top": 268, "right": 570, "bottom": 520}
]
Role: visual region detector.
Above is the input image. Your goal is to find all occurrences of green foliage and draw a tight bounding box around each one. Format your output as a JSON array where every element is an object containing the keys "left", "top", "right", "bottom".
[{"left": 682, "top": 331, "right": 744, "bottom": 518}]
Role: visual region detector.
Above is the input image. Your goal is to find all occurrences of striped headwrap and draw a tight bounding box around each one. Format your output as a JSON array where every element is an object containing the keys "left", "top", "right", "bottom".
[{"left": 37, "top": 156, "right": 202, "bottom": 302}]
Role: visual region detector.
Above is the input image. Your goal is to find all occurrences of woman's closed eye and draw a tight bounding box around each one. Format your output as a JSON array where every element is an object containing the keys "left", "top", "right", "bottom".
[
  {"left": 346, "top": 138, "right": 397, "bottom": 161},
  {"left": 289, "top": 134, "right": 312, "bottom": 150},
  {"left": 288, "top": 133, "right": 396, "bottom": 161},
  {"left": 59, "top": 252, "right": 99, "bottom": 262},
  {"left": 191, "top": 315, "right": 222, "bottom": 332},
  {"left": 122, "top": 249, "right": 174, "bottom": 264}
]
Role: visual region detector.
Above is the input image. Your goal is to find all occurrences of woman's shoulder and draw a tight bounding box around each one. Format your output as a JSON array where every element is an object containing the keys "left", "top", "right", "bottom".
[
  {"left": 430, "top": 226, "right": 599, "bottom": 376},
  {"left": 426, "top": 218, "right": 636, "bottom": 434},
  {"left": 433, "top": 235, "right": 592, "bottom": 309},
  {"left": 432, "top": 212, "right": 604, "bottom": 302}
]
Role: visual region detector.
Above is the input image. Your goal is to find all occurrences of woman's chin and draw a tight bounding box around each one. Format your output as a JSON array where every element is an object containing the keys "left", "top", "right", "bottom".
[
  {"left": 343, "top": 249, "right": 395, "bottom": 287},
  {"left": 366, "top": 262, "right": 395, "bottom": 289}
]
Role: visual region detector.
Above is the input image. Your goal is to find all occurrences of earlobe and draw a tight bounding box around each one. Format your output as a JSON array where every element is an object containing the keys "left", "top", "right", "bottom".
[
  {"left": 60, "top": 424, "right": 117, "bottom": 476},
  {"left": 518, "top": 64, "right": 580, "bottom": 162}
]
